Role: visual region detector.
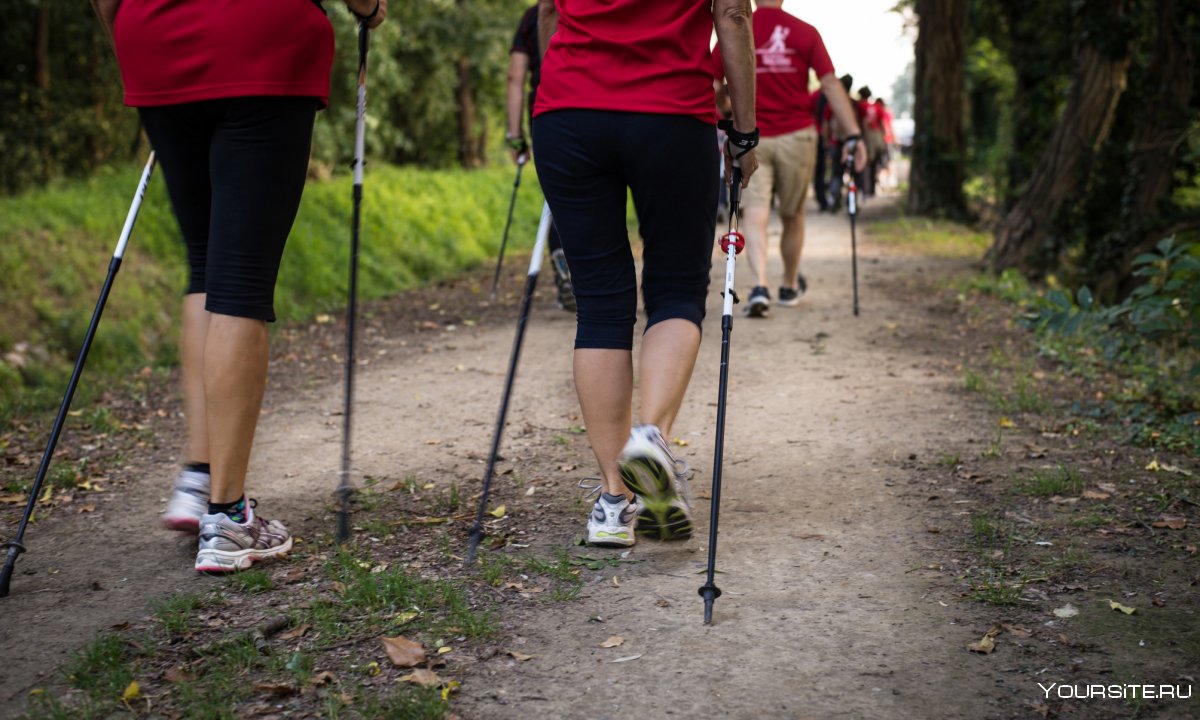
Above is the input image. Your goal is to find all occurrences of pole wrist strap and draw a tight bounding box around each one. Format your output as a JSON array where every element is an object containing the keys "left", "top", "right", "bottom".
[{"left": 717, "top": 119, "right": 759, "bottom": 159}]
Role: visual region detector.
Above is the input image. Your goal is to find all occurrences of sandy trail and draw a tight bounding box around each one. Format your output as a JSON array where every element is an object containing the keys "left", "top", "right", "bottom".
[{"left": 2, "top": 194, "right": 1013, "bottom": 718}]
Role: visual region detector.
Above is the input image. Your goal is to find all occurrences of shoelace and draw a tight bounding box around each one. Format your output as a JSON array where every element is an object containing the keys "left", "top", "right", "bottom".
[
  {"left": 578, "top": 477, "right": 604, "bottom": 502},
  {"left": 653, "top": 435, "right": 695, "bottom": 507}
]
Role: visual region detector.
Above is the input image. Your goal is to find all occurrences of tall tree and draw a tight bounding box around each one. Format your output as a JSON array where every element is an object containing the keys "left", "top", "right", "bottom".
[
  {"left": 907, "top": 0, "right": 968, "bottom": 218},
  {"left": 988, "top": 0, "right": 1133, "bottom": 275}
]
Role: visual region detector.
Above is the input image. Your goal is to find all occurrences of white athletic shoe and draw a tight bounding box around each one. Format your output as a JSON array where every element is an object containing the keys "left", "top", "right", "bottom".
[
  {"left": 161, "top": 468, "right": 210, "bottom": 533},
  {"left": 618, "top": 424, "right": 694, "bottom": 541},
  {"left": 586, "top": 493, "right": 640, "bottom": 547},
  {"left": 194, "top": 501, "right": 292, "bottom": 573}
]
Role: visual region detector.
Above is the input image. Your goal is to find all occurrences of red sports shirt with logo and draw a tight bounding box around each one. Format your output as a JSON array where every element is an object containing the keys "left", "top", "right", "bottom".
[
  {"left": 533, "top": 0, "right": 717, "bottom": 122},
  {"left": 113, "top": 0, "right": 335, "bottom": 107},
  {"left": 712, "top": 7, "right": 834, "bottom": 137}
]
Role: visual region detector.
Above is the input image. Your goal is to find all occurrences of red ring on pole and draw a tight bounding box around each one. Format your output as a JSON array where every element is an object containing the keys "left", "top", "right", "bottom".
[{"left": 720, "top": 230, "right": 745, "bottom": 255}]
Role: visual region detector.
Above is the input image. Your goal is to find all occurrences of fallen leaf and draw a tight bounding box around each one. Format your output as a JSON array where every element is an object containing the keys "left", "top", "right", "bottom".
[
  {"left": 382, "top": 636, "right": 426, "bottom": 667},
  {"left": 1053, "top": 603, "right": 1079, "bottom": 618},
  {"left": 655, "top": 598, "right": 670, "bottom": 608},
  {"left": 1152, "top": 516, "right": 1186, "bottom": 530},
  {"left": 1145, "top": 459, "right": 1161, "bottom": 471},
  {"left": 1107, "top": 599, "right": 1137, "bottom": 615},
  {"left": 283, "top": 568, "right": 306, "bottom": 584},
  {"left": 1049, "top": 495, "right": 1079, "bottom": 505},
  {"left": 254, "top": 682, "right": 296, "bottom": 696},
  {"left": 437, "top": 646, "right": 452, "bottom": 655},
  {"left": 393, "top": 611, "right": 420, "bottom": 625},
  {"left": 77, "top": 504, "right": 97, "bottom": 513},
  {"left": 399, "top": 669, "right": 442, "bottom": 687},
  {"left": 672, "top": 438, "right": 689, "bottom": 447},
  {"left": 611, "top": 654, "right": 642, "bottom": 663},
  {"left": 121, "top": 681, "right": 140, "bottom": 701},
  {"left": 696, "top": 490, "right": 712, "bottom": 500},
  {"left": 163, "top": 667, "right": 195, "bottom": 684},
  {"left": 598, "top": 636, "right": 625, "bottom": 648},
  {"left": 279, "top": 623, "right": 310, "bottom": 641},
  {"left": 507, "top": 650, "right": 535, "bottom": 661},
  {"left": 520, "top": 586, "right": 545, "bottom": 594},
  {"left": 998, "top": 417, "right": 1015, "bottom": 428},
  {"left": 422, "top": 482, "right": 436, "bottom": 490},
  {"left": 1097, "top": 482, "right": 1118, "bottom": 493},
  {"left": 966, "top": 634, "right": 995, "bottom": 654},
  {"left": 331, "top": 581, "right": 346, "bottom": 594},
  {"left": 365, "top": 661, "right": 381, "bottom": 676},
  {"left": 488, "top": 505, "right": 506, "bottom": 518},
  {"left": 525, "top": 486, "right": 536, "bottom": 496},
  {"left": 310, "top": 671, "right": 337, "bottom": 686},
  {"left": 0, "top": 493, "right": 26, "bottom": 504},
  {"left": 1082, "top": 489, "right": 1111, "bottom": 500},
  {"left": 442, "top": 680, "right": 461, "bottom": 701},
  {"left": 1159, "top": 462, "right": 1193, "bottom": 477},
  {"left": 1001, "top": 623, "right": 1031, "bottom": 638},
  {"left": 1152, "top": 597, "right": 1166, "bottom": 607}
]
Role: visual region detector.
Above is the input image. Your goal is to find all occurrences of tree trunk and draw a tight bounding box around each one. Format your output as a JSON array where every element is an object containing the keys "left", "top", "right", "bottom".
[
  {"left": 33, "top": 4, "right": 50, "bottom": 89},
  {"left": 988, "top": 3, "right": 1131, "bottom": 276},
  {"left": 907, "top": 0, "right": 967, "bottom": 218},
  {"left": 455, "top": 55, "right": 479, "bottom": 169},
  {"left": 1093, "top": 0, "right": 1196, "bottom": 298}
]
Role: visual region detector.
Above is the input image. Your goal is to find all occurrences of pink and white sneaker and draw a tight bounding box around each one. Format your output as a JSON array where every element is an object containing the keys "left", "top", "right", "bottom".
[
  {"left": 161, "top": 469, "right": 210, "bottom": 533},
  {"left": 194, "top": 501, "right": 292, "bottom": 573}
]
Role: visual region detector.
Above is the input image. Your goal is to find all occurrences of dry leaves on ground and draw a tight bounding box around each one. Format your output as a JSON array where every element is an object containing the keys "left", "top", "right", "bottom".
[
  {"left": 382, "top": 636, "right": 426, "bottom": 667},
  {"left": 598, "top": 636, "right": 624, "bottom": 648}
]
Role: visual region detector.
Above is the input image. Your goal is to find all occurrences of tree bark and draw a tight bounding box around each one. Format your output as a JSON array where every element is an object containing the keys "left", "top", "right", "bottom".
[
  {"left": 907, "top": 0, "right": 967, "bottom": 218},
  {"left": 455, "top": 56, "right": 479, "bottom": 169},
  {"left": 33, "top": 5, "right": 50, "bottom": 89},
  {"left": 1093, "top": 0, "right": 1196, "bottom": 298},
  {"left": 988, "top": 3, "right": 1131, "bottom": 275}
]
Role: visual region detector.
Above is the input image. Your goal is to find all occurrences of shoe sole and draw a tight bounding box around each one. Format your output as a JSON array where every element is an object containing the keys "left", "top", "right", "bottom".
[
  {"left": 619, "top": 458, "right": 692, "bottom": 541},
  {"left": 744, "top": 301, "right": 770, "bottom": 318},
  {"left": 195, "top": 537, "right": 293, "bottom": 573},
  {"left": 776, "top": 296, "right": 801, "bottom": 308},
  {"left": 587, "top": 526, "right": 636, "bottom": 547}
]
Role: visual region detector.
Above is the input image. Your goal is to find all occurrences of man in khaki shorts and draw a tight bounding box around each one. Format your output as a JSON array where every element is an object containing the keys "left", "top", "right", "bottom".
[{"left": 713, "top": 0, "right": 865, "bottom": 317}]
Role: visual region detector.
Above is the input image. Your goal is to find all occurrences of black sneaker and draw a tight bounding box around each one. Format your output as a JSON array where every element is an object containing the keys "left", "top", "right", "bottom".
[
  {"left": 550, "top": 249, "right": 577, "bottom": 312},
  {"left": 777, "top": 274, "right": 807, "bottom": 307},
  {"left": 744, "top": 286, "right": 770, "bottom": 317}
]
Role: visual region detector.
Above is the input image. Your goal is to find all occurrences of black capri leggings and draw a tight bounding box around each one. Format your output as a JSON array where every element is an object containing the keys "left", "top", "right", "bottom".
[
  {"left": 139, "top": 96, "right": 318, "bottom": 322},
  {"left": 533, "top": 110, "right": 719, "bottom": 350}
]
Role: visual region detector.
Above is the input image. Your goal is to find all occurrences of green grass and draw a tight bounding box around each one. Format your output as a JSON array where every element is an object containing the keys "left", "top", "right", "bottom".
[
  {"left": 867, "top": 216, "right": 991, "bottom": 259},
  {"left": 61, "top": 633, "right": 134, "bottom": 703},
  {"left": 1017, "top": 465, "right": 1083, "bottom": 497},
  {"left": 0, "top": 161, "right": 546, "bottom": 425},
  {"left": 225, "top": 568, "right": 273, "bottom": 595},
  {"left": 151, "top": 592, "right": 205, "bottom": 637},
  {"left": 935, "top": 451, "right": 962, "bottom": 467}
]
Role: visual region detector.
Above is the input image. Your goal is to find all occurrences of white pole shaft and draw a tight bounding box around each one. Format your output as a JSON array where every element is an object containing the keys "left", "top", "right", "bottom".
[
  {"left": 113, "top": 152, "right": 156, "bottom": 260},
  {"left": 526, "top": 202, "right": 552, "bottom": 276}
]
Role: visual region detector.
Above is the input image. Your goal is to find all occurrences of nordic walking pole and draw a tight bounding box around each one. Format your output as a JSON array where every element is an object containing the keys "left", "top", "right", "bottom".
[
  {"left": 489, "top": 152, "right": 528, "bottom": 301},
  {"left": 0, "top": 153, "right": 156, "bottom": 598},
  {"left": 699, "top": 165, "right": 745, "bottom": 624},
  {"left": 336, "top": 21, "right": 371, "bottom": 544},
  {"left": 845, "top": 140, "right": 861, "bottom": 317},
  {"left": 467, "top": 201, "right": 553, "bottom": 563}
]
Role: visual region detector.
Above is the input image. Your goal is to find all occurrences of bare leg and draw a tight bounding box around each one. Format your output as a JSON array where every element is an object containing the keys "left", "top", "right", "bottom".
[
  {"left": 778, "top": 210, "right": 807, "bottom": 290},
  {"left": 637, "top": 319, "right": 701, "bottom": 438},
  {"left": 181, "top": 294, "right": 211, "bottom": 464},
  {"left": 203, "top": 313, "right": 269, "bottom": 504},
  {"left": 573, "top": 348, "right": 633, "bottom": 499},
  {"left": 742, "top": 205, "right": 772, "bottom": 288}
]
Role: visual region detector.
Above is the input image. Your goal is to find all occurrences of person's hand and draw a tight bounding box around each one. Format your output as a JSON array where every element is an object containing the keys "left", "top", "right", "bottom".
[
  {"left": 727, "top": 146, "right": 757, "bottom": 187},
  {"left": 844, "top": 136, "right": 867, "bottom": 173},
  {"left": 506, "top": 135, "right": 529, "bottom": 165},
  {"left": 345, "top": 0, "right": 387, "bottom": 28}
]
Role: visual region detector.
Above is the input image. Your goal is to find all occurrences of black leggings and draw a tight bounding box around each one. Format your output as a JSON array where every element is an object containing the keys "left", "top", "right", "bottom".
[
  {"left": 533, "top": 110, "right": 719, "bottom": 350},
  {"left": 139, "top": 97, "right": 318, "bottom": 322}
]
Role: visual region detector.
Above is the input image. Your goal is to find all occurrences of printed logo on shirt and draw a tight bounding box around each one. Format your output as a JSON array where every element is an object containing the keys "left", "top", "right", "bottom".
[{"left": 757, "top": 25, "right": 797, "bottom": 73}]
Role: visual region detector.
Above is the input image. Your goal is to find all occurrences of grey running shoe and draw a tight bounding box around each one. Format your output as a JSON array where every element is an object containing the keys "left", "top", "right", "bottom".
[
  {"left": 618, "top": 424, "right": 693, "bottom": 541},
  {"left": 744, "top": 286, "right": 770, "bottom": 317},
  {"left": 587, "top": 492, "right": 640, "bottom": 547},
  {"left": 195, "top": 501, "right": 292, "bottom": 573},
  {"left": 162, "top": 469, "right": 210, "bottom": 533},
  {"left": 777, "top": 274, "right": 807, "bottom": 307}
]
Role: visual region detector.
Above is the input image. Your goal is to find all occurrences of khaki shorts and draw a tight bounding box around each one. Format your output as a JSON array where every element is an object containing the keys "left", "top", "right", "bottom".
[{"left": 743, "top": 127, "right": 818, "bottom": 217}]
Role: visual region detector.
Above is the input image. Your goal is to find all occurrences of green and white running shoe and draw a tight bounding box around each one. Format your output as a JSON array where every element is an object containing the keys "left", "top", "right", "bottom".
[
  {"left": 195, "top": 501, "right": 292, "bottom": 573},
  {"left": 586, "top": 492, "right": 640, "bottom": 547},
  {"left": 619, "top": 424, "right": 693, "bottom": 541}
]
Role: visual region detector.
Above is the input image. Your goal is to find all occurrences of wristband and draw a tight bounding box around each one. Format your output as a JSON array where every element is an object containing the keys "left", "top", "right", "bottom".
[
  {"left": 352, "top": 0, "right": 380, "bottom": 22},
  {"left": 717, "top": 119, "right": 759, "bottom": 158},
  {"left": 843, "top": 133, "right": 862, "bottom": 143},
  {"left": 506, "top": 134, "right": 528, "bottom": 154}
]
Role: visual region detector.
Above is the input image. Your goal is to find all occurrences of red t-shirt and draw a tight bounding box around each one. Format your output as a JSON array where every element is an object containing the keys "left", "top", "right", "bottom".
[
  {"left": 533, "top": 0, "right": 716, "bottom": 122},
  {"left": 113, "top": 0, "right": 335, "bottom": 108},
  {"left": 712, "top": 8, "right": 833, "bottom": 137},
  {"left": 863, "top": 100, "right": 883, "bottom": 130}
]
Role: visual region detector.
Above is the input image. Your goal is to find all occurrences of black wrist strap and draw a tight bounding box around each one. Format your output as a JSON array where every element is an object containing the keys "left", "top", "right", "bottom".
[
  {"left": 352, "top": 0, "right": 380, "bottom": 22},
  {"left": 718, "top": 119, "right": 760, "bottom": 159}
]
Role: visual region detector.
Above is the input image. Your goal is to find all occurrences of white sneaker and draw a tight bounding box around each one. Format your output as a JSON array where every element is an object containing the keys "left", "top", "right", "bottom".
[
  {"left": 618, "top": 425, "right": 693, "bottom": 541},
  {"left": 194, "top": 501, "right": 292, "bottom": 573},
  {"left": 587, "top": 493, "right": 640, "bottom": 547},
  {"left": 161, "top": 468, "right": 210, "bottom": 533}
]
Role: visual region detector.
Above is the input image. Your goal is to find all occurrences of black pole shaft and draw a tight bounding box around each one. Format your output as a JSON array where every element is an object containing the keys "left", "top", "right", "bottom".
[
  {"left": 700, "top": 315, "right": 733, "bottom": 623},
  {"left": 0, "top": 256, "right": 122, "bottom": 598},
  {"left": 847, "top": 155, "right": 860, "bottom": 317},
  {"left": 489, "top": 161, "right": 525, "bottom": 300},
  {"left": 466, "top": 270, "right": 539, "bottom": 563},
  {"left": 337, "top": 23, "right": 370, "bottom": 544}
]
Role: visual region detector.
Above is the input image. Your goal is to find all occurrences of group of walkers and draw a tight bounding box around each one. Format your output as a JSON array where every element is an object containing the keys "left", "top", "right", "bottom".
[{"left": 86, "top": 0, "right": 868, "bottom": 573}]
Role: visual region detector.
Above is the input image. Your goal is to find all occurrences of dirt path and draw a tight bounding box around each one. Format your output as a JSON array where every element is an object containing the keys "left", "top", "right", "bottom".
[{"left": 3, "top": 194, "right": 1033, "bottom": 718}]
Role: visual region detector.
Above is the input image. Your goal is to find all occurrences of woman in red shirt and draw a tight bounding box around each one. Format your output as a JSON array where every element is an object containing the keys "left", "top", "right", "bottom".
[
  {"left": 90, "top": 0, "right": 386, "bottom": 573},
  {"left": 533, "top": 0, "right": 758, "bottom": 547}
]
